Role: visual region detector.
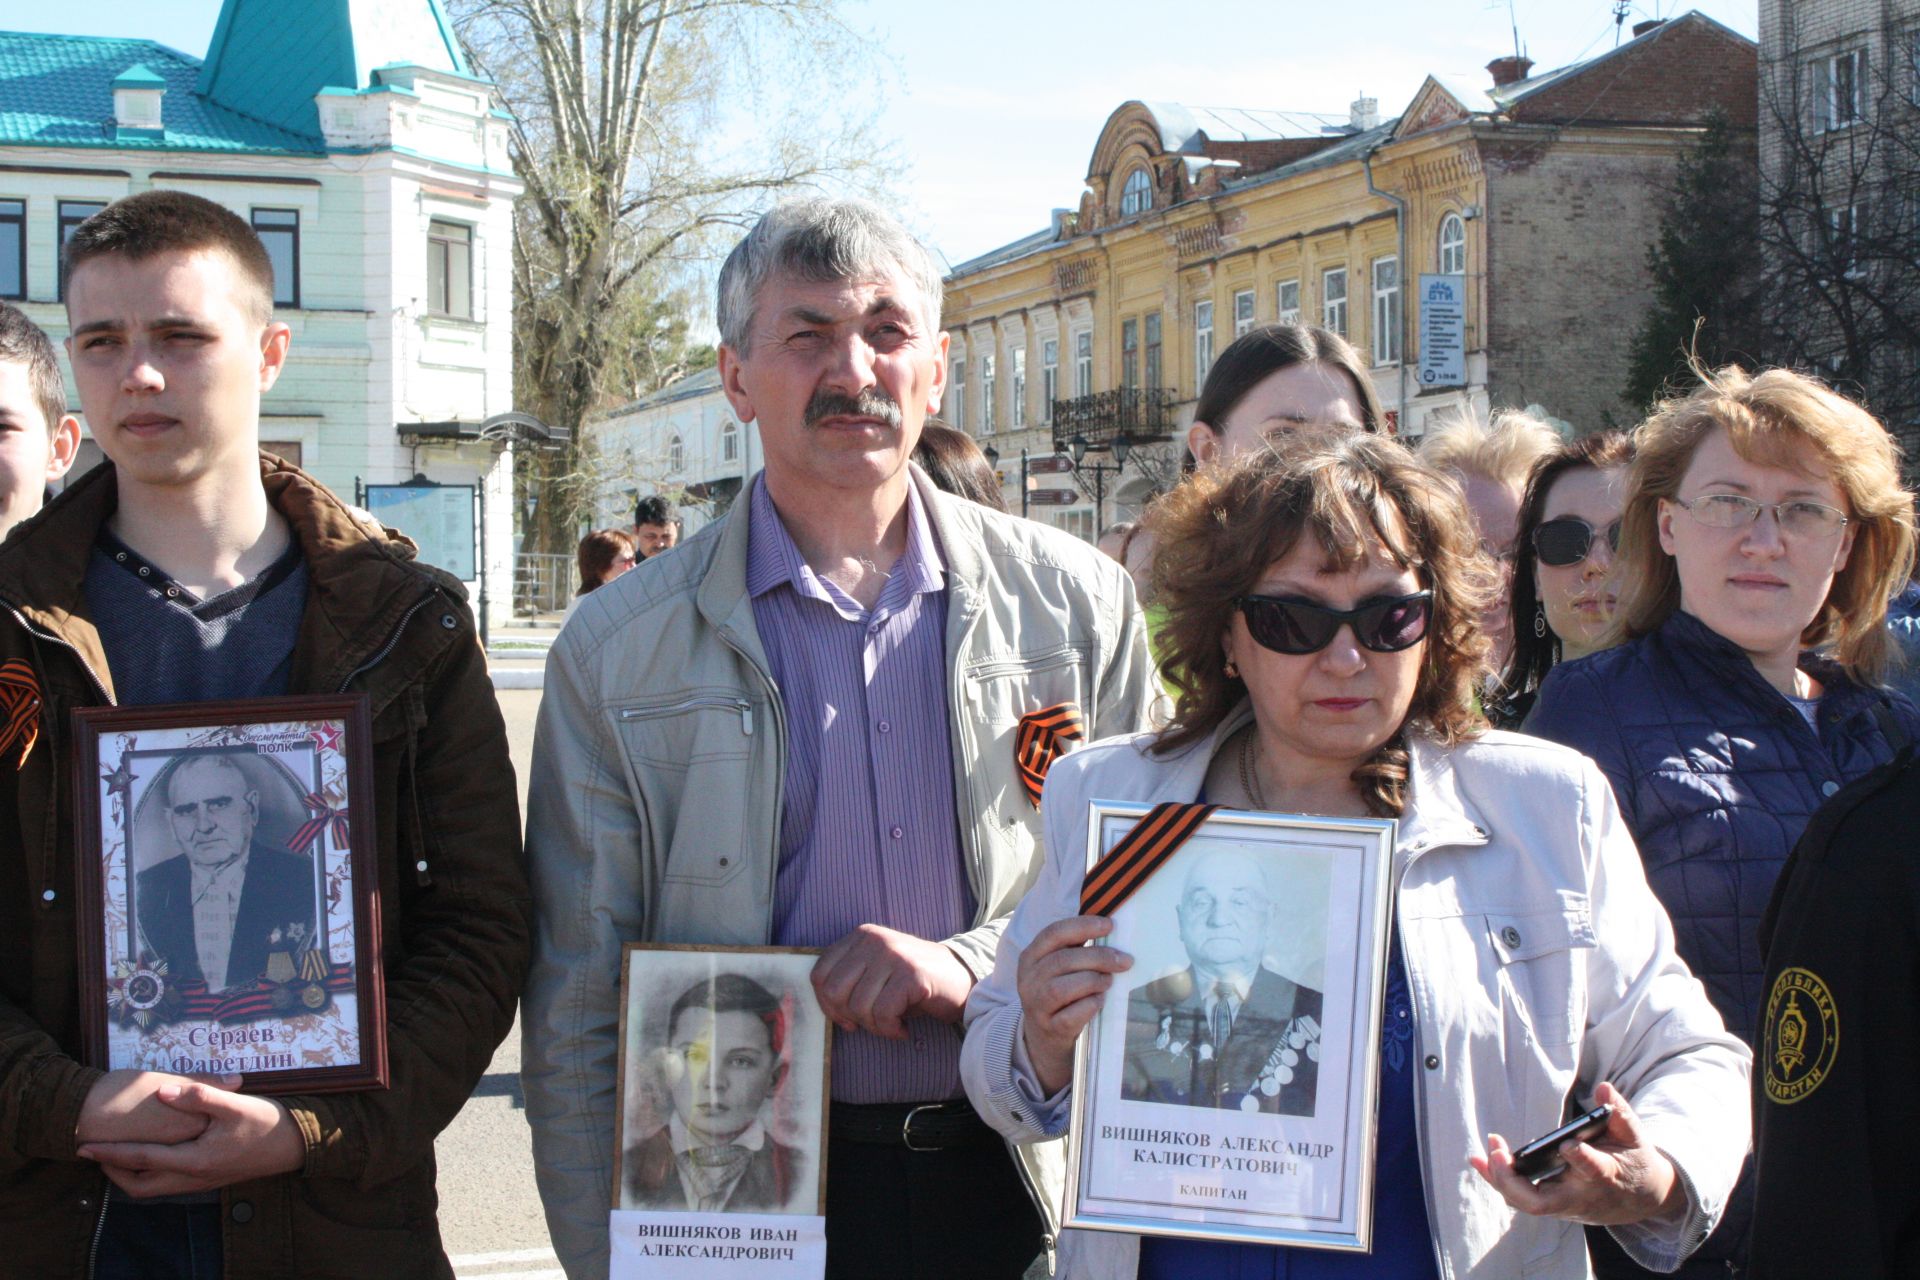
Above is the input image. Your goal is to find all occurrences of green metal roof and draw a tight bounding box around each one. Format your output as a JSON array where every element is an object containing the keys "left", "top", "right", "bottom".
[
  {"left": 0, "top": 31, "right": 323, "bottom": 153},
  {"left": 111, "top": 63, "right": 167, "bottom": 89}
]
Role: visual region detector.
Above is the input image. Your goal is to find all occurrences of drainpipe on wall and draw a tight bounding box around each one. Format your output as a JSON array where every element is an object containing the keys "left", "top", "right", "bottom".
[{"left": 1362, "top": 144, "right": 1410, "bottom": 437}]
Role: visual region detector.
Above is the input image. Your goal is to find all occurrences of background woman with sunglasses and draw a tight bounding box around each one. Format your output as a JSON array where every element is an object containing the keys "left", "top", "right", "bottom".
[
  {"left": 962, "top": 434, "right": 1748, "bottom": 1280},
  {"left": 1527, "top": 366, "right": 1918, "bottom": 1280},
  {"left": 1491, "top": 431, "right": 1636, "bottom": 726}
]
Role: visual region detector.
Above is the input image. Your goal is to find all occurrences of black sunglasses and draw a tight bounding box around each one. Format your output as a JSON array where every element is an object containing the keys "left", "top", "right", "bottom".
[
  {"left": 1531, "top": 517, "right": 1621, "bottom": 567},
  {"left": 1233, "top": 591, "right": 1434, "bottom": 656}
]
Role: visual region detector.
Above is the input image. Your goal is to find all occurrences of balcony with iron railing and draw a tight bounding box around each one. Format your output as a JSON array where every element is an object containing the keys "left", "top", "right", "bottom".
[{"left": 1048, "top": 386, "right": 1180, "bottom": 455}]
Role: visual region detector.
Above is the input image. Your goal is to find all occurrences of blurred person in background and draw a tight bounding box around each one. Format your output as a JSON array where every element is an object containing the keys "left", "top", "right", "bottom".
[
  {"left": 633, "top": 493, "right": 680, "bottom": 557},
  {"left": 1185, "top": 324, "right": 1382, "bottom": 466},
  {"left": 912, "top": 421, "right": 1006, "bottom": 512},
  {"left": 566, "top": 527, "right": 638, "bottom": 622},
  {"left": 1528, "top": 366, "right": 1920, "bottom": 1279},
  {"left": 1418, "top": 408, "right": 1561, "bottom": 676},
  {"left": 1493, "top": 430, "right": 1635, "bottom": 726}
]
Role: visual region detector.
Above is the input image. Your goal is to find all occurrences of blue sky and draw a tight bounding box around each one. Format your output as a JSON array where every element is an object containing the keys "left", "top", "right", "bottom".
[{"left": 11, "top": 0, "right": 1760, "bottom": 266}]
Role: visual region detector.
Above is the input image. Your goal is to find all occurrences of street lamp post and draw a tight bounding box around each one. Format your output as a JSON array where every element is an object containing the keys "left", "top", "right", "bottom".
[
  {"left": 1069, "top": 433, "right": 1131, "bottom": 534},
  {"left": 982, "top": 443, "right": 1032, "bottom": 519}
]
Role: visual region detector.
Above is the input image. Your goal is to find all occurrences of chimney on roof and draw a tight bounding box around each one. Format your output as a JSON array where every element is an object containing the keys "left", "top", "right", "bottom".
[
  {"left": 111, "top": 64, "right": 167, "bottom": 137},
  {"left": 1350, "top": 94, "right": 1379, "bottom": 131},
  {"left": 1486, "top": 55, "right": 1535, "bottom": 88},
  {"left": 1631, "top": 18, "right": 1667, "bottom": 37}
]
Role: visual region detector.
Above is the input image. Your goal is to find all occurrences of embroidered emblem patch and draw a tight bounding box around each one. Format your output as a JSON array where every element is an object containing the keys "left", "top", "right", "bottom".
[{"left": 1763, "top": 966, "right": 1839, "bottom": 1105}]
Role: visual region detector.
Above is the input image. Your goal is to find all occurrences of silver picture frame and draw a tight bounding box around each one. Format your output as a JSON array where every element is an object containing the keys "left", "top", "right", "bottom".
[{"left": 1064, "top": 801, "right": 1397, "bottom": 1251}]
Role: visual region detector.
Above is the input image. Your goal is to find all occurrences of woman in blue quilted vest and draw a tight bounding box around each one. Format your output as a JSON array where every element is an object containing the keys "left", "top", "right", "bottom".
[{"left": 1527, "top": 365, "right": 1920, "bottom": 1279}]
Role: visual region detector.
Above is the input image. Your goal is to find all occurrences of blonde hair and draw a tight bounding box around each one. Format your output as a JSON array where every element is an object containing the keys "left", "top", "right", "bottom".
[
  {"left": 1146, "top": 433, "right": 1495, "bottom": 817},
  {"left": 1417, "top": 407, "right": 1563, "bottom": 491},
  {"left": 1610, "top": 365, "right": 1916, "bottom": 682}
]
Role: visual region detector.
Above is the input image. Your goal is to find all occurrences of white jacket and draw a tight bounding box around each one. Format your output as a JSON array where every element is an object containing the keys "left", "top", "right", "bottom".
[{"left": 961, "top": 707, "right": 1752, "bottom": 1280}]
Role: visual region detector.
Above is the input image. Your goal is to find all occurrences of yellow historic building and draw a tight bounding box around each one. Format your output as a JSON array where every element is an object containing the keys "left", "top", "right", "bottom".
[{"left": 942, "top": 12, "right": 1756, "bottom": 529}]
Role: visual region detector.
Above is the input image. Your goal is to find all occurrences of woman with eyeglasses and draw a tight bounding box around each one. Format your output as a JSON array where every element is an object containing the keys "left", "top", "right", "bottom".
[
  {"left": 1490, "top": 431, "right": 1635, "bottom": 726},
  {"left": 961, "top": 434, "right": 1749, "bottom": 1280},
  {"left": 1527, "top": 367, "right": 1919, "bottom": 1280}
]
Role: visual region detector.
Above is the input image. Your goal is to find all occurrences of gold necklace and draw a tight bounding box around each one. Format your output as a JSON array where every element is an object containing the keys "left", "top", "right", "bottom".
[{"left": 1238, "top": 728, "right": 1269, "bottom": 810}]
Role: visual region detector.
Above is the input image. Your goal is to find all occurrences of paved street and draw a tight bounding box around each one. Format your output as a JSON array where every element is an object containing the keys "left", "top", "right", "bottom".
[{"left": 435, "top": 687, "right": 561, "bottom": 1279}]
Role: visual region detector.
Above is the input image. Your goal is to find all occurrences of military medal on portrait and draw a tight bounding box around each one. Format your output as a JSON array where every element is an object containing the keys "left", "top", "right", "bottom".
[
  {"left": 73, "top": 695, "right": 386, "bottom": 1094},
  {"left": 1065, "top": 801, "right": 1395, "bottom": 1250}
]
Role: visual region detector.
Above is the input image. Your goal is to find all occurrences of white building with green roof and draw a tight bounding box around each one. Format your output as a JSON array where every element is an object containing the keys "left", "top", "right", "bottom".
[{"left": 0, "top": 0, "right": 539, "bottom": 627}]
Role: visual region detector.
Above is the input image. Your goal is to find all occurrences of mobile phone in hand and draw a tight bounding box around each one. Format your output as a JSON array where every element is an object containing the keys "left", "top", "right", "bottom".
[{"left": 1509, "top": 1102, "right": 1614, "bottom": 1182}]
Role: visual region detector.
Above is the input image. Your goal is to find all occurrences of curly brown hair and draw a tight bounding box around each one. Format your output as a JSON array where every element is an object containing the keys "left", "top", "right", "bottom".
[{"left": 1145, "top": 432, "right": 1496, "bottom": 816}]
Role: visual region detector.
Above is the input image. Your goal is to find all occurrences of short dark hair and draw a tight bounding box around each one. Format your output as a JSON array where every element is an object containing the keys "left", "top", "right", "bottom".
[
  {"left": 1504, "top": 430, "right": 1636, "bottom": 697},
  {"left": 667, "top": 973, "right": 786, "bottom": 1057},
  {"left": 0, "top": 303, "right": 66, "bottom": 433},
  {"left": 634, "top": 494, "right": 677, "bottom": 528},
  {"left": 62, "top": 190, "right": 275, "bottom": 323},
  {"left": 1193, "top": 324, "right": 1384, "bottom": 436},
  {"left": 912, "top": 422, "right": 1006, "bottom": 512}
]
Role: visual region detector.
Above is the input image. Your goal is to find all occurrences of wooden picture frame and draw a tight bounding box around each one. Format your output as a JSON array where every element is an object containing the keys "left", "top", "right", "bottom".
[
  {"left": 72, "top": 695, "right": 386, "bottom": 1095},
  {"left": 613, "top": 943, "right": 831, "bottom": 1217}
]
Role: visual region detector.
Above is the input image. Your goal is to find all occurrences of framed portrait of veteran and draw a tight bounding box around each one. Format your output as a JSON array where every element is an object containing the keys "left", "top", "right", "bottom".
[
  {"left": 613, "top": 944, "right": 831, "bottom": 1216},
  {"left": 1065, "top": 801, "right": 1396, "bottom": 1251},
  {"left": 72, "top": 695, "right": 385, "bottom": 1095}
]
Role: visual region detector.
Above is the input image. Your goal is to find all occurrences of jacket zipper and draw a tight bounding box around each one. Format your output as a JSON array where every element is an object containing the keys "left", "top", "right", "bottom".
[
  {"left": 85, "top": 1182, "right": 111, "bottom": 1280},
  {"left": 336, "top": 594, "right": 436, "bottom": 693},
  {"left": 619, "top": 695, "right": 754, "bottom": 736},
  {"left": 711, "top": 627, "right": 785, "bottom": 909}
]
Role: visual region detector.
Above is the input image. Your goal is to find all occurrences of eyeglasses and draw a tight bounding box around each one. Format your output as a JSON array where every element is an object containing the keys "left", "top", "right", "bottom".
[
  {"left": 1671, "top": 494, "right": 1849, "bottom": 538},
  {"left": 1532, "top": 517, "right": 1622, "bottom": 567},
  {"left": 1234, "top": 591, "right": 1433, "bottom": 655}
]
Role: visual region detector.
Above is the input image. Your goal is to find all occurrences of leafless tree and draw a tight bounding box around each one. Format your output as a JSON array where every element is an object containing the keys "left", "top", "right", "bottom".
[
  {"left": 1757, "top": 2, "right": 1920, "bottom": 449},
  {"left": 448, "top": 0, "right": 893, "bottom": 552}
]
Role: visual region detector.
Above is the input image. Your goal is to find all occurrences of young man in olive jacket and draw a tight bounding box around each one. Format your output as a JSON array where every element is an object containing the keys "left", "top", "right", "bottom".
[{"left": 0, "top": 191, "right": 529, "bottom": 1277}]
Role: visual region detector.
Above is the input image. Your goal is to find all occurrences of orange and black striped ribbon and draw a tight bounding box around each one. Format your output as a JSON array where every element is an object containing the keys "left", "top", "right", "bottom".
[
  {"left": 1015, "top": 702, "right": 1086, "bottom": 807},
  {"left": 1080, "top": 802, "right": 1221, "bottom": 917},
  {"left": 0, "top": 659, "right": 39, "bottom": 770}
]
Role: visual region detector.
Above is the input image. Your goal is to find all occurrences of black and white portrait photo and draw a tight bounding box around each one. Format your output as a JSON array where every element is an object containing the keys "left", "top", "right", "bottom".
[
  {"left": 1120, "top": 846, "right": 1324, "bottom": 1117},
  {"left": 133, "top": 749, "right": 318, "bottom": 994},
  {"left": 615, "top": 946, "right": 828, "bottom": 1217}
]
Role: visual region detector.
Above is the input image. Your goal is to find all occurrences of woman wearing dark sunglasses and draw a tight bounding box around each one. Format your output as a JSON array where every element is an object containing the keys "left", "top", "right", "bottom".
[
  {"left": 1527, "top": 366, "right": 1919, "bottom": 1280},
  {"left": 962, "top": 434, "right": 1748, "bottom": 1280},
  {"left": 1492, "top": 431, "right": 1635, "bottom": 725}
]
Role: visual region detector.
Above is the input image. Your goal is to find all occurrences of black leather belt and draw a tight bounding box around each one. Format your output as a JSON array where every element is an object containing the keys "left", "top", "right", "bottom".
[{"left": 830, "top": 1099, "right": 1002, "bottom": 1152}]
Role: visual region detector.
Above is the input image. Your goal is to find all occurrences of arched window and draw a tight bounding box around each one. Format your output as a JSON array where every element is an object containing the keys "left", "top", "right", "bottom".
[
  {"left": 668, "top": 433, "right": 684, "bottom": 472},
  {"left": 720, "top": 420, "right": 740, "bottom": 464},
  {"left": 1119, "top": 167, "right": 1152, "bottom": 217},
  {"left": 1438, "top": 213, "right": 1466, "bottom": 276}
]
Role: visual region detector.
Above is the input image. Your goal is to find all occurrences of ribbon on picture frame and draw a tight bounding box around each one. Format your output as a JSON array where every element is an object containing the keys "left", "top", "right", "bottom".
[{"left": 1080, "top": 802, "right": 1220, "bottom": 916}]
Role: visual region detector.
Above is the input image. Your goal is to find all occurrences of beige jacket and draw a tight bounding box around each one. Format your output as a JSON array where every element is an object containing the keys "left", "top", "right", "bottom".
[
  {"left": 520, "top": 468, "right": 1160, "bottom": 1277},
  {"left": 963, "top": 708, "right": 1754, "bottom": 1280}
]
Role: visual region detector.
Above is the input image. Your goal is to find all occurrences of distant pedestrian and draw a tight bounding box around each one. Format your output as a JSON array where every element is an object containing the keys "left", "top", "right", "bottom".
[
  {"left": 1528, "top": 364, "right": 1920, "bottom": 1279},
  {"left": 633, "top": 493, "right": 680, "bottom": 557},
  {"left": 1185, "top": 323, "right": 1382, "bottom": 465},
  {"left": 1418, "top": 408, "right": 1561, "bottom": 675},
  {"left": 912, "top": 421, "right": 1006, "bottom": 511},
  {"left": 575, "top": 527, "right": 638, "bottom": 596},
  {"left": 0, "top": 301, "right": 80, "bottom": 538},
  {"left": 1495, "top": 429, "right": 1634, "bottom": 725}
]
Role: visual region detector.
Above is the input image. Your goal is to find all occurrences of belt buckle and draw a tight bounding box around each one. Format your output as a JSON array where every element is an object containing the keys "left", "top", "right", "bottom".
[{"left": 901, "top": 1102, "right": 944, "bottom": 1152}]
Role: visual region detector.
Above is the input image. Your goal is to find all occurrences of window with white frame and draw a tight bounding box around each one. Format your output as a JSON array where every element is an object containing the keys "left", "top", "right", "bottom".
[
  {"left": 950, "top": 359, "right": 966, "bottom": 428},
  {"left": 1051, "top": 508, "right": 1098, "bottom": 542},
  {"left": 1233, "top": 288, "right": 1256, "bottom": 338},
  {"left": 251, "top": 209, "right": 300, "bottom": 308},
  {"left": 1121, "top": 318, "right": 1139, "bottom": 389},
  {"left": 428, "top": 219, "right": 473, "bottom": 318},
  {"left": 1322, "top": 267, "right": 1348, "bottom": 337},
  {"left": 0, "top": 200, "right": 22, "bottom": 301},
  {"left": 1828, "top": 204, "right": 1867, "bottom": 279},
  {"left": 1120, "top": 167, "right": 1152, "bottom": 217},
  {"left": 981, "top": 353, "right": 997, "bottom": 434},
  {"left": 1438, "top": 213, "right": 1466, "bottom": 275},
  {"left": 1371, "top": 256, "right": 1401, "bottom": 365},
  {"left": 1817, "top": 49, "right": 1864, "bottom": 130},
  {"left": 720, "top": 419, "right": 740, "bottom": 464},
  {"left": 668, "top": 433, "right": 685, "bottom": 473},
  {"left": 1144, "top": 312, "right": 1162, "bottom": 389},
  {"left": 1910, "top": 26, "right": 1920, "bottom": 107},
  {"left": 1011, "top": 347, "right": 1027, "bottom": 427},
  {"left": 57, "top": 201, "right": 105, "bottom": 300},
  {"left": 1194, "top": 301, "right": 1215, "bottom": 385},
  {"left": 1276, "top": 278, "right": 1301, "bottom": 326},
  {"left": 1074, "top": 330, "right": 1093, "bottom": 397},
  {"left": 1042, "top": 338, "right": 1059, "bottom": 421}
]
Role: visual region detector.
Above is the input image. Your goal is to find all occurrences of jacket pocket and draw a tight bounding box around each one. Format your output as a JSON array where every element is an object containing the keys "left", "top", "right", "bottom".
[
  {"left": 958, "top": 644, "right": 1089, "bottom": 852},
  {"left": 609, "top": 692, "right": 758, "bottom": 889},
  {"left": 1484, "top": 899, "right": 1595, "bottom": 1048}
]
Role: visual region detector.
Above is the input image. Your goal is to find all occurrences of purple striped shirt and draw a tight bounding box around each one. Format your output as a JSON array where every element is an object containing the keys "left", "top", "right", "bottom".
[{"left": 746, "top": 476, "right": 974, "bottom": 1104}]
